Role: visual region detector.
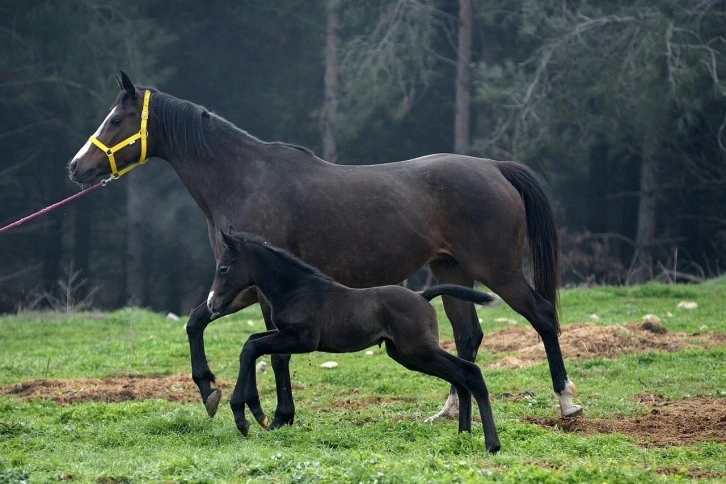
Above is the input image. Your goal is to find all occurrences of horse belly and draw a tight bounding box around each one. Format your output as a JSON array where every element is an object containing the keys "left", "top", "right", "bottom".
[{"left": 317, "top": 307, "right": 384, "bottom": 353}]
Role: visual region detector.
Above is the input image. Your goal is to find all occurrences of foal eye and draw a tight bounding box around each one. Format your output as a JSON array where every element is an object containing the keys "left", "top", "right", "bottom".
[
  {"left": 110, "top": 118, "right": 122, "bottom": 126},
  {"left": 218, "top": 266, "right": 229, "bottom": 275}
]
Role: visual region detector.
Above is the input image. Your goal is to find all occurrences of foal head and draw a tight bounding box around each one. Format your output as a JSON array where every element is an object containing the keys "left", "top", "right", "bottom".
[
  {"left": 68, "top": 71, "right": 155, "bottom": 185},
  {"left": 207, "top": 229, "right": 256, "bottom": 314}
]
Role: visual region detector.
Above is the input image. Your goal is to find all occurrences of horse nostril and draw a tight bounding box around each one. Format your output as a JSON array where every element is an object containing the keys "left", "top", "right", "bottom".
[{"left": 69, "top": 160, "right": 78, "bottom": 172}]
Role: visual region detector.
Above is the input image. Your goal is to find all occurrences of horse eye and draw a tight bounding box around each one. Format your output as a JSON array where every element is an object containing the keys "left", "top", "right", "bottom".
[
  {"left": 110, "top": 117, "right": 122, "bottom": 126},
  {"left": 218, "top": 265, "right": 229, "bottom": 275}
]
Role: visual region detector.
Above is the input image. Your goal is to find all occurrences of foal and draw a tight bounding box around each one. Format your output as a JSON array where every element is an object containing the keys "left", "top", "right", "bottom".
[{"left": 208, "top": 229, "right": 501, "bottom": 453}]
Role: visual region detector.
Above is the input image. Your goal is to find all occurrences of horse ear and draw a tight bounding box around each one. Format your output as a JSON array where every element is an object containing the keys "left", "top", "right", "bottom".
[
  {"left": 114, "top": 73, "right": 123, "bottom": 91},
  {"left": 227, "top": 225, "right": 238, "bottom": 237},
  {"left": 220, "top": 230, "right": 238, "bottom": 250},
  {"left": 119, "top": 70, "right": 137, "bottom": 99}
]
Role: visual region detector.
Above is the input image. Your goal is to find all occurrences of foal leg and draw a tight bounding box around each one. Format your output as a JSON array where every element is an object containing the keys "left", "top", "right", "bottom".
[
  {"left": 426, "top": 261, "right": 481, "bottom": 429},
  {"left": 186, "top": 289, "right": 258, "bottom": 418},
  {"left": 386, "top": 342, "right": 500, "bottom": 453},
  {"left": 489, "top": 275, "right": 582, "bottom": 417},
  {"left": 229, "top": 330, "right": 279, "bottom": 436},
  {"left": 229, "top": 327, "right": 316, "bottom": 436},
  {"left": 258, "top": 295, "right": 296, "bottom": 429}
]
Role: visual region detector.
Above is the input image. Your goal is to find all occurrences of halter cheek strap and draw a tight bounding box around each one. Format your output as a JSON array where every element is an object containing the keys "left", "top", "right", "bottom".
[{"left": 89, "top": 89, "right": 151, "bottom": 181}]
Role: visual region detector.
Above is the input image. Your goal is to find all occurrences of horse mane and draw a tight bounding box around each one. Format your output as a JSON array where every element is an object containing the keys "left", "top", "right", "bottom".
[
  {"left": 140, "top": 86, "right": 316, "bottom": 162},
  {"left": 267, "top": 141, "right": 316, "bottom": 157},
  {"left": 141, "top": 87, "right": 213, "bottom": 162},
  {"left": 234, "top": 231, "right": 334, "bottom": 283}
]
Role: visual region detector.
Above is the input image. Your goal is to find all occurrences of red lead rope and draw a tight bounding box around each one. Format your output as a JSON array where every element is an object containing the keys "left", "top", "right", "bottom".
[{"left": 0, "top": 182, "right": 104, "bottom": 235}]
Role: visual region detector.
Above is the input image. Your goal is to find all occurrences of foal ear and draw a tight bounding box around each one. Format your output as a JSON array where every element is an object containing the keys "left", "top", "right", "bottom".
[
  {"left": 220, "top": 230, "right": 238, "bottom": 250},
  {"left": 227, "top": 225, "right": 238, "bottom": 237},
  {"left": 119, "top": 70, "right": 137, "bottom": 99}
]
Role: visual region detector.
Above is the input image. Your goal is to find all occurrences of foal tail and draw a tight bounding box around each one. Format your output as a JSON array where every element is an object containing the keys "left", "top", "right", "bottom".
[
  {"left": 497, "top": 161, "right": 561, "bottom": 332},
  {"left": 420, "top": 284, "right": 495, "bottom": 305}
]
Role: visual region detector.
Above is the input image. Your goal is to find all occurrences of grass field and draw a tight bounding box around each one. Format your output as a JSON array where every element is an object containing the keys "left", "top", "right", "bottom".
[{"left": 1, "top": 279, "right": 725, "bottom": 482}]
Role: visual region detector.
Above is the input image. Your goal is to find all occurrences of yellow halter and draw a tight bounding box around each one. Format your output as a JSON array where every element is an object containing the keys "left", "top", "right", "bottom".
[{"left": 89, "top": 90, "right": 151, "bottom": 181}]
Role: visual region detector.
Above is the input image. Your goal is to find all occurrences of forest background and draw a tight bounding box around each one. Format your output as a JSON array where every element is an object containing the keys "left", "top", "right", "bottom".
[{"left": 1, "top": 0, "right": 725, "bottom": 315}]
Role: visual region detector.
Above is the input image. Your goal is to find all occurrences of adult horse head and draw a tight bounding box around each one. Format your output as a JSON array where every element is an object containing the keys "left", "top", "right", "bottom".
[{"left": 69, "top": 72, "right": 156, "bottom": 185}]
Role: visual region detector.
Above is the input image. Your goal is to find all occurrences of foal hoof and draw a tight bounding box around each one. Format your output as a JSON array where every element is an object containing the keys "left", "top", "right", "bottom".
[
  {"left": 486, "top": 442, "right": 501, "bottom": 454},
  {"left": 237, "top": 419, "right": 251, "bottom": 437},
  {"left": 203, "top": 389, "right": 222, "bottom": 418},
  {"left": 255, "top": 415, "right": 270, "bottom": 429},
  {"left": 269, "top": 415, "right": 295, "bottom": 430},
  {"left": 560, "top": 404, "right": 584, "bottom": 419}
]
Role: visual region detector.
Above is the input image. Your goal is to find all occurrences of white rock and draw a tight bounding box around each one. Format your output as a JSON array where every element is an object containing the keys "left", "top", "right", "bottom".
[
  {"left": 365, "top": 350, "right": 374, "bottom": 356},
  {"left": 642, "top": 314, "right": 662, "bottom": 324},
  {"left": 677, "top": 301, "right": 698, "bottom": 310},
  {"left": 699, "top": 324, "right": 709, "bottom": 332},
  {"left": 256, "top": 361, "right": 267, "bottom": 373},
  {"left": 494, "top": 317, "right": 518, "bottom": 325},
  {"left": 666, "top": 312, "right": 674, "bottom": 317},
  {"left": 247, "top": 319, "right": 255, "bottom": 326},
  {"left": 320, "top": 361, "right": 338, "bottom": 369},
  {"left": 589, "top": 314, "right": 600, "bottom": 322},
  {"left": 166, "top": 312, "right": 180, "bottom": 321}
]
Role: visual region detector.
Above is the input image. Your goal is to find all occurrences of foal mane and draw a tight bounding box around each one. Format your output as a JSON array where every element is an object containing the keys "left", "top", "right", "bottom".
[
  {"left": 141, "top": 86, "right": 316, "bottom": 162},
  {"left": 235, "top": 231, "right": 334, "bottom": 283}
]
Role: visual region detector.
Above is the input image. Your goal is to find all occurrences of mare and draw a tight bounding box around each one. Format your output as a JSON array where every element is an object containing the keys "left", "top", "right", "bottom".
[
  {"left": 209, "top": 228, "right": 501, "bottom": 453},
  {"left": 67, "top": 71, "right": 582, "bottom": 431}
]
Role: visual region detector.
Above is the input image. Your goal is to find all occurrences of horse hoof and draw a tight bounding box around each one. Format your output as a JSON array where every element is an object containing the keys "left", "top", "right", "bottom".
[
  {"left": 259, "top": 415, "right": 270, "bottom": 429},
  {"left": 269, "top": 415, "right": 294, "bottom": 430},
  {"left": 561, "top": 404, "right": 584, "bottom": 419},
  {"left": 424, "top": 394, "right": 459, "bottom": 423},
  {"left": 486, "top": 442, "right": 501, "bottom": 454},
  {"left": 237, "top": 419, "right": 251, "bottom": 437},
  {"left": 204, "top": 388, "right": 222, "bottom": 418}
]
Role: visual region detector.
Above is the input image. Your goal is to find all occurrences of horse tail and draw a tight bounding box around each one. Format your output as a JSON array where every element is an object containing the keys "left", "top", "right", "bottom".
[
  {"left": 419, "top": 284, "right": 495, "bottom": 305},
  {"left": 497, "top": 161, "right": 561, "bottom": 332}
]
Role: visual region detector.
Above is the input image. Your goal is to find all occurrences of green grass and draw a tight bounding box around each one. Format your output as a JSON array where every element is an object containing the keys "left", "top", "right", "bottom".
[{"left": 1, "top": 279, "right": 725, "bottom": 482}]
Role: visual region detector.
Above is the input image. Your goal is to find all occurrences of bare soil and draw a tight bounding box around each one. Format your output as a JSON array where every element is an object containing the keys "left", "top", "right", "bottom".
[
  {"left": 1, "top": 374, "right": 234, "bottom": 405},
  {"left": 528, "top": 394, "right": 726, "bottom": 447},
  {"left": 441, "top": 322, "right": 726, "bottom": 369}
]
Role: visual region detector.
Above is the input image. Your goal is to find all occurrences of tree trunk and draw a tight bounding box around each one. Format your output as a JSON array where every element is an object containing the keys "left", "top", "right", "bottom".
[
  {"left": 454, "top": 0, "right": 473, "bottom": 154},
  {"left": 631, "top": 125, "right": 658, "bottom": 283},
  {"left": 322, "top": 0, "right": 340, "bottom": 163},
  {"left": 587, "top": 136, "right": 609, "bottom": 233},
  {"left": 125, "top": 174, "right": 148, "bottom": 306}
]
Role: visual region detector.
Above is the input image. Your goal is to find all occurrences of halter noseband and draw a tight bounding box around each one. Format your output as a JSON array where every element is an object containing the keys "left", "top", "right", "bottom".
[{"left": 89, "top": 89, "right": 151, "bottom": 180}]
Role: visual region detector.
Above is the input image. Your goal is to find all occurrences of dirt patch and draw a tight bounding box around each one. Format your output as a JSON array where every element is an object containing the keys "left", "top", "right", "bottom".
[
  {"left": 326, "top": 394, "right": 418, "bottom": 412},
  {"left": 656, "top": 467, "right": 724, "bottom": 480},
  {"left": 527, "top": 395, "right": 726, "bottom": 447},
  {"left": 1, "top": 374, "right": 234, "bottom": 405},
  {"left": 441, "top": 323, "right": 726, "bottom": 369}
]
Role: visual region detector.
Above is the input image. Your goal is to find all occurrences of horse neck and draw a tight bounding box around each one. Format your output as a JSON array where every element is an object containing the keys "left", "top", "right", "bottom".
[
  {"left": 157, "top": 116, "right": 264, "bottom": 221},
  {"left": 238, "top": 243, "right": 317, "bottom": 306}
]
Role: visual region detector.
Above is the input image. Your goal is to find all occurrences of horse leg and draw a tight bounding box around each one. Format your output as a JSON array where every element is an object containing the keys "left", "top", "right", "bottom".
[
  {"left": 488, "top": 275, "right": 582, "bottom": 417},
  {"left": 426, "top": 260, "right": 480, "bottom": 430},
  {"left": 186, "top": 302, "right": 223, "bottom": 417},
  {"left": 229, "top": 330, "right": 278, "bottom": 436},
  {"left": 386, "top": 341, "right": 500, "bottom": 453},
  {"left": 230, "top": 327, "right": 316, "bottom": 436},
  {"left": 258, "top": 294, "right": 296, "bottom": 429},
  {"left": 186, "top": 289, "right": 258, "bottom": 418}
]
